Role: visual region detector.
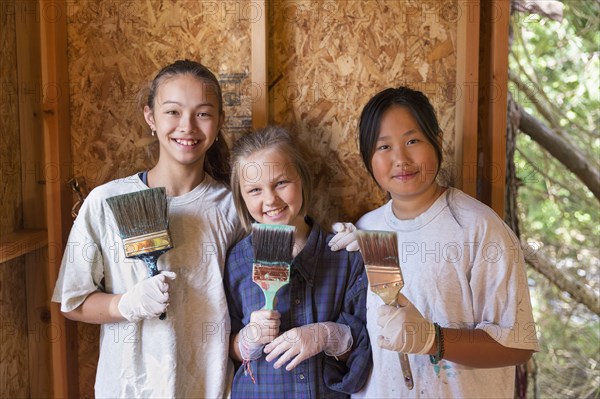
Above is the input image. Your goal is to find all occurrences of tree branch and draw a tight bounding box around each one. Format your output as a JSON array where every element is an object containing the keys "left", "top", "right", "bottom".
[
  {"left": 509, "top": 71, "right": 594, "bottom": 141},
  {"left": 515, "top": 148, "right": 598, "bottom": 208},
  {"left": 515, "top": 101, "right": 600, "bottom": 201},
  {"left": 523, "top": 241, "right": 600, "bottom": 316}
]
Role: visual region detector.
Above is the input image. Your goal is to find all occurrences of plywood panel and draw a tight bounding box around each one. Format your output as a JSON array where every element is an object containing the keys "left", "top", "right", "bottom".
[
  {"left": 0, "top": 258, "right": 29, "bottom": 398},
  {"left": 67, "top": 0, "right": 253, "bottom": 188},
  {"left": 0, "top": 0, "right": 23, "bottom": 237},
  {"left": 270, "top": 0, "right": 459, "bottom": 227}
]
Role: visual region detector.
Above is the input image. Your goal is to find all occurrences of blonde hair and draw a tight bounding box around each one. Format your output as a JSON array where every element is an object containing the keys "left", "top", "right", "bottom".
[{"left": 230, "top": 126, "right": 312, "bottom": 232}]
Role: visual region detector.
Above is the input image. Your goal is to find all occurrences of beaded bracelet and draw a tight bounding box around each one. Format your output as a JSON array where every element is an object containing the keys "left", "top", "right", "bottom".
[{"left": 429, "top": 323, "right": 445, "bottom": 364}]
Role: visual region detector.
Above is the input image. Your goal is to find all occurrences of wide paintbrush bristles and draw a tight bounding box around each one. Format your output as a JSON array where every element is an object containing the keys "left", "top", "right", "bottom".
[
  {"left": 355, "top": 229, "right": 404, "bottom": 304},
  {"left": 251, "top": 223, "right": 295, "bottom": 265},
  {"left": 106, "top": 187, "right": 172, "bottom": 257},
  {"left": 355, "top": 230, "right": 400, "bottom": 267},
  {"left": 106, "top": 187, "right": 169, "bottom": 238}
]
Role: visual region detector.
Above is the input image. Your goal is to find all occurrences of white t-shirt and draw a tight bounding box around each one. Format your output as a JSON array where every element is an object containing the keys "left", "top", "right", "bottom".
[
  {"left": 353, "top": 188, "right": 539, "bottom": 399},
  {"left": 52, "top": 173, "right": 245, "bottom": 398}
]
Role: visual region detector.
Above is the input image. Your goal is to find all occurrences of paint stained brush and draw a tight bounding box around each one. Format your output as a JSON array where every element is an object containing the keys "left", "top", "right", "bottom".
[
  {"left": 355, "top": 229, "right": 414, "bottom": 390},
  {"left": 251, "top": 224, "right": 295, "bottom": 311},
  {"left": 106, "top": 187, "right": 173, "bottom": 320}
]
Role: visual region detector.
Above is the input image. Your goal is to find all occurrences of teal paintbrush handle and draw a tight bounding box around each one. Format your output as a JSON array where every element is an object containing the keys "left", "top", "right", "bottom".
[
  {"left": 262, "top": 290, "right": 278, "bottom": 311},
  {"left": 139, "top": 255, "right": 166, "bottom": 320}
]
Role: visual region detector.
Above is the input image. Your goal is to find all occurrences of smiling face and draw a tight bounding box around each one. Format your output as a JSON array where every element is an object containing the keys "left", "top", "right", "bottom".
[
  {"left": 371, "top": 106, "right": 440, "bottom": 204},
  {"left": 238, "top": 148, "right": 306, "bottom": 232},
  {"left": 144, "top": 74, "right": 223, "bottom": 170}
]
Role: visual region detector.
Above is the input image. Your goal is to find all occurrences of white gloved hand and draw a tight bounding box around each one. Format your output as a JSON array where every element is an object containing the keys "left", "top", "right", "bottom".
[
  {"left": 264, "top": 322, "right": 352, "bottom": 370},
  {"left": 238, "top": 310, "right": 281, "bottom": 361},
  {"left": 118, "top": 271, "right": 177, "bottom": 322},
  {"left": 329, "top": 222, "right": 360, "bottom": 252},
  {"left": 376, "top": 293, "right": 435, "bottom": 354}
]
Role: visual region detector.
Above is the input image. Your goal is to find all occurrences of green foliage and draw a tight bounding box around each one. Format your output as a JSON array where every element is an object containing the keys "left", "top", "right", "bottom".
[{"left": 510, "top": 1, "right": 599, "bottom": 397}]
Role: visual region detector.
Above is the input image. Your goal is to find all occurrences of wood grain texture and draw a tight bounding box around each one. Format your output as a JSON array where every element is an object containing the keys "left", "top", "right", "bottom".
[
  {"left": 0, "top": 258, "right": 29, "bottom": 398},
  {"left": 0, "top": 3, "right": 29, "bottom": 397},
  {"left": 67, "top": 0, "right": 253, "bottom": 188},
  {"left": 270, "top": 0, "right": 458, "bottom": 227}
]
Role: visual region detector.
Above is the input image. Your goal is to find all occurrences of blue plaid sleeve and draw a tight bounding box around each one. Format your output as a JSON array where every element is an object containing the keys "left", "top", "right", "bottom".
[
  {"left": 224, "top": 237, "right": 254, "bottom": 335},
  {"left": 323, "top": 251, "right": 372, "bottom": 393}
]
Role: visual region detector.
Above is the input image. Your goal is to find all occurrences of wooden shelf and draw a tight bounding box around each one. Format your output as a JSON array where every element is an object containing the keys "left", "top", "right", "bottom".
[{"left": 0, "top": 229, "right": 48, "bottom": 263}]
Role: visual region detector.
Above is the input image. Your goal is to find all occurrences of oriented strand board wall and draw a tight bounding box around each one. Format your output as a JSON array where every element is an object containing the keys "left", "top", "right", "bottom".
[
  {"left": 67, "top": 0, "right": 252, "bottom": 189},
  {"left": 66, "top": 1, "right": 252, "bottom": 396},
  {"left": 0, "top": 2, "right": 30, "bottom": 397},
  {"left": 270, "top": 0, "right": 458, "bottom": 226}
]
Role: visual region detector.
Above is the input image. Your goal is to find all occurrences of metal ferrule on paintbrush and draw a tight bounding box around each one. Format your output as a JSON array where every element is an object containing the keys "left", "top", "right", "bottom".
[
  {"left": 251, "top": 224, "right": 295, "bottom": 311},
  {"left": 363, "top": 265, "right": 405, "bottom": 305},
  {"left": 123, "top": 230, "right": 173, "bottom": 258}
]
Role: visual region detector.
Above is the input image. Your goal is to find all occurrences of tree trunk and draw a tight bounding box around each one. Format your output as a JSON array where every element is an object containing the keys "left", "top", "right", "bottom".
[{"left": 506, "top": 94, "right": 522, "bottom": 236}]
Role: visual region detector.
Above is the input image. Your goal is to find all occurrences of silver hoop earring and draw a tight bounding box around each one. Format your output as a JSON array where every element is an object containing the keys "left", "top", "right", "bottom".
[
  {"left": 151, "top": 130, "right": 156, "bottom": 136},
  {"left": 215, "top": 136, "right": 219, "bottom": 142}
]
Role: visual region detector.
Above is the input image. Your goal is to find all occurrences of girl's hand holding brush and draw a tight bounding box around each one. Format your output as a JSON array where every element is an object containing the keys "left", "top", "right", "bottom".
[
  {"left": 238, "top": 310, "right": 281, "bottom": 361},
  {"left": 118, "top": 271, "right": 177, "bottom": 322},
  {"left": 376, "top": 293, "right": 435, "bottom": 354}
]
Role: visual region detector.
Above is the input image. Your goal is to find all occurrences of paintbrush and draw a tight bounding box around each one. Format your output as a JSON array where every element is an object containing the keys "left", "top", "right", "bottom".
[
  {"left": 355, "top": 229, "right": 414, "bottom": 390},
  {"left": 106, "top": 187, "right": 173, "bottom": 320},
  {"left": 251, "top": 224, "right": 295, "bottom": 311}
]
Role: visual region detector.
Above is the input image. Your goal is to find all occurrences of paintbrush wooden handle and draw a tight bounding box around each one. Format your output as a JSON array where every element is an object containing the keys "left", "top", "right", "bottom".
[
  {"left": 399, "top": 352, "right": 414, "bottom": 390},
  {"left": 391, "top": 294, "right": 414, "bottom": 390}
]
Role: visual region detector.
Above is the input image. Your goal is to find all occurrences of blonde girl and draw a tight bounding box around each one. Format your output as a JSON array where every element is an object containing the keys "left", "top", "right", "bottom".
[{"left": 224, "top": 126, "right": 372, "bottom": 398}]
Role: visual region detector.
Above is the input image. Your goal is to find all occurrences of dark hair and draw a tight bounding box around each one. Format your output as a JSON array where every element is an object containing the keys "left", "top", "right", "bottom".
[
  {"left": 358, "top": 86, "right": 443, "bottom": 181},
  {"left": 230, "top": 126, "right": 313, "bottom": 232},
  {"left": 146, "top": 59, "right": 230, "bottom": 184}
]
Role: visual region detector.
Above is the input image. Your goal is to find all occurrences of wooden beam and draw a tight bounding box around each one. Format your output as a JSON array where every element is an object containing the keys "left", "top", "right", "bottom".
[
  {"left": 15, "top": 2, "right": 52, "bottom": 395},
  {"left": 0, "top": 230, "right": 47, "bottom": 264},
  {"left": 488, "top": 0, "right": 510, "bottom": 216},
  {"left": 251, "top": 0, "right": 268, "bottom": 128},
  {"left": 38, "top": 0, "right": 79, "bottom": 396},
  {"left": 455, "top": 0, "right": 481, "bottom": 197},
  {"left": 477, "top": 0, "right": 510, "bottom": 216},
  {"left": 16, "top": 0, "right": 46, "bottom": 230}
]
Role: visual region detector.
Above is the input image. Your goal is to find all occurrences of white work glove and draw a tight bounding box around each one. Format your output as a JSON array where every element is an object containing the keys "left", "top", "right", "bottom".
[
  {"left": 376, "top": 293, "right": 435, "bottom": 354},
  {"left": 238, "top": 310, "right": 281, "bottom": 361},
  {"left": 117, "top": 271, "right": 177, "bottom": 322},
  {"left": 328, "top": 222, "right": 360, "bottom": 252},
  {"left": 264, "top": 322, "right": 353, "bottom": 370}
]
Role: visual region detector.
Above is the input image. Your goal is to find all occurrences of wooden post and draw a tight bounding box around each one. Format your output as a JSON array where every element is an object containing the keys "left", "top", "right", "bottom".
[
  {"left": 455, "top": 0, "right": 481, "bottom": 197},
  {"left": 251, "top": 0, "right": 268, "bottom": 128},
  {"left": 477, "top": 0, "right": 510, "bottom": 216},
  {"left": 38, "top": 0, "right": 79, "bottom": 396},
  {"left": 488, "top": 0, "right": 510, "bottom": 216},
  {"left": 15, "top": 1, "right": 52, "bottom": 396}
]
